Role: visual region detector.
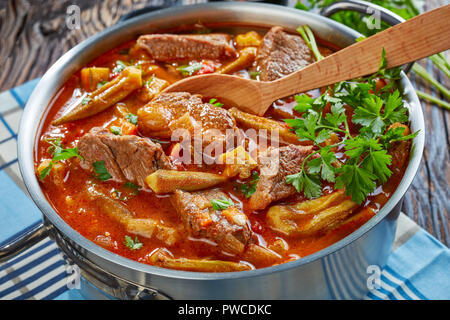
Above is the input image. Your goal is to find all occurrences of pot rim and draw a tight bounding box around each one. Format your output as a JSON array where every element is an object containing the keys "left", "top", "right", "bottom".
[{"left": 18, "top": 2, "right": 425, "bottom": 281}]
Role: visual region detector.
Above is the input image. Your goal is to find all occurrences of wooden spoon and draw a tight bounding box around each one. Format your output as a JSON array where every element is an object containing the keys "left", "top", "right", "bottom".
[{"left": 163, "top": 4, "right": 450, "bottom": 116}]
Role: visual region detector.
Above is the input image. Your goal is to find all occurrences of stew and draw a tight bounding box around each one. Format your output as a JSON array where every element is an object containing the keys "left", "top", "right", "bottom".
[{"left": 35, "top": 24, "right": 415, "bottom": 272}]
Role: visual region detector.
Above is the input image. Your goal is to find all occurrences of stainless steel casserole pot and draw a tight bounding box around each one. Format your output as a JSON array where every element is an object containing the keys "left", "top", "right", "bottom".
[{"left": 8, "top": 1, "right": 424, "bottom": 299}]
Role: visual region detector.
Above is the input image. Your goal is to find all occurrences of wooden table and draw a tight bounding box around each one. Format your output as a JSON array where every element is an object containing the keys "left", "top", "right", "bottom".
[{"left": 0, "top": 0, "right": 448, "bottom": 246}]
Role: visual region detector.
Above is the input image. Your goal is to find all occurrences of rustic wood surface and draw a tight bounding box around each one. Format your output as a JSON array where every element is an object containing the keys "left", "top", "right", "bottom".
[{"left": 0, "top": 0, "right": 448, "bottom": 246}]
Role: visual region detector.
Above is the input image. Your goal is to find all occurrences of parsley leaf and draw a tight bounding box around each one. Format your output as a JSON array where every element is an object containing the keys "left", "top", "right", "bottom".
[
  {"left": 110, "top": 126, "right": 122, "bottom": 135},
  {"left": 93, "top": 161, "right": 111, "bottom": 181},
  {"left": 285, "top": 110, "right": 320, "bottom": 143},
  {"left": 123, "top": 182, "right": 140, "bottom": 195},
  {"left": 335, "top": 164, "right": 377, "bottom": 205},
  {"left": 353, "top": 95, "right": 386, "bottom": 134},
  {"left": 39, "top": 138, "right": 83, "bottom": 180},
  {"left": 209, "top": 98, "right": 223, "bottom": 107},
  {"left": 211, "top": 196, "right": 234, "bottom": 211},
  {"left": 282, "top": 46, "right": 417, "bottom": 204},
  {"left": 286, "top": 170, "right": 322, "bottom": 199},
  {"left": 177, "top": 63, "right": 203, "bottom": 76},
  {"left": 124, "top": 235, "right": 143, "bottom": 250},
  {"left": 293, "top": 94, "right": 315, "bottom": 113},
  {"left": 112, "top": 60, "right": 128, "bottom": 73},
  {"left": 361, "top": 150, "right": 392, "bottom": 184},
  {"left": 379, "top": 126, "right": 418, "bottom": 149},
  {"left": 239, "top": 171, "right": 260, "bottom": 198},
  {"left": 125, "top": 113, "right": 138, "bottom": 125},
  {"left": 307, "top": 148, "right": 337, "bottom": 183}
]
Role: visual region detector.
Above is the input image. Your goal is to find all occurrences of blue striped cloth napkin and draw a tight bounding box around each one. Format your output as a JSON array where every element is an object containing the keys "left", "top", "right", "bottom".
[{"left": 0, "top": 79, "right": 449, "bottom": 300}]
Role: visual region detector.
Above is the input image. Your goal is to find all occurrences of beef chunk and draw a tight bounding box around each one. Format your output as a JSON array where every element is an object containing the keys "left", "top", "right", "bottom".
[
  {"left": 137, "top": 34, "right": 236, "bottom": 62},
  {"left": 137, "top": 92, "right": 240, "bottom": 163},
  {"left": 78, "top": 127, "right": 171, "bottom": 187},
  {"left": 170, "top": 189, "right": 252, "bottom": 255},
  {"left": 137, "top": 92, "right": 237, "bottom": 138},
  {"left": 248, "top": 145, "right": 314, "bottom": 211},
  {"left": 255, "top": 26, "right": 314, "bottom": 81}
]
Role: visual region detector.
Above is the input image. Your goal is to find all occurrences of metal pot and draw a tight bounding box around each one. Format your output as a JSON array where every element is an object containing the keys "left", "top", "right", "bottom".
[{"left": 6, "top": 1, "right": 424, "bottom": 299}]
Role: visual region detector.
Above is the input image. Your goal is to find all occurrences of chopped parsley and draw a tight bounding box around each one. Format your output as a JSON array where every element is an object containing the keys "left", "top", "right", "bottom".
[
  {"left": 125, "top": 113, "right": 138, "bottom": 125},
  {"left": 284, "top": 49, "right": 417, "bottom": 204},
  {"left": 123, "top": 182, "right": 140, "bottom": 195},
  {"left": 93, "top": 161, "right": 111, "bottom": 181},
  {"left": 112, "top": 60, "right": 128, "bottom": 73},
  {"left": 239, "top": 171, "right": 260, "bottom": 198},
  {"left": 177, "top": 63, "right": 203, "bottom": 76},
  {"left": 39, "top": 138, "right": 83, "bottom": 180},
  {"left": 124, "top": 235, "right": 143, "bottom": 250},
  {"left": 209, "top": 98, "right": 223, "bottom": 107},
  {"left": 109, "top": 126, "right": 122, "bottom": 135},
  {"left": 211, "top": 196, "right": 234, "bottom": 211}
]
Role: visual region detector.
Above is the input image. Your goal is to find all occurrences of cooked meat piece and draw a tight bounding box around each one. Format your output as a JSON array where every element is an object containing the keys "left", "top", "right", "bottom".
[
  {"left": 138, "top": 92, "right": 237, "bottom": 137},
  {"left": 248, "top": 145, "right": 314, "bottom": 211},
  {"left": 170, "top": 189, "right": 252, "bottom": 255},
  {"left": 78, "top": 127, "right": 171, "bottom": 188},
  {"left": 255, "top": 26, "right": 314, "bottom": 81},
  {"left": 137, "top": 34, "right": 236, "bottom": 62},
  {"left": 138, "top": 92, "right": 240, "bottom": 162}
]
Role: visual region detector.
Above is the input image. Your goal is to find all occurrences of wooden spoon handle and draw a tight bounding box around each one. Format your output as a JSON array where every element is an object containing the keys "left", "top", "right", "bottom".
[{"left": 267, "top": 4, "right": 450, "bottom": 99}]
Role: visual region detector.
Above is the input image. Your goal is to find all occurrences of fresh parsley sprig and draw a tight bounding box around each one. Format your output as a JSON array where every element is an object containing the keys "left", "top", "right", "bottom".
[
  {"left": 238, "top": 171, "right": 260, "bottom": 198},
  {"left": 93, "top": 161, "right": 112, "bottom": 181},
  {"left": 211, "top": 196, "right": 234, "bottom": 211},
  {"left": 124, "top": 235, "right": 143, "bottom": 250},
  {"left": 177, "top": 63, "right": 203, "bottom": 76},
  {"left": 39, "top": 138, "right": 84, "bottom": 180},
  {"left": 284, "top": 49, "right": 417, "bottom": 204}
]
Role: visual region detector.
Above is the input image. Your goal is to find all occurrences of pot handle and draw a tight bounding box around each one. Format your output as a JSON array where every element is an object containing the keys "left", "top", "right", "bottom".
[
  {"left": 320, "top": 0, "right": 413, "bottom": 73},
  {"left": 0, "top": 221, "right": 50, "bottom": 263}
]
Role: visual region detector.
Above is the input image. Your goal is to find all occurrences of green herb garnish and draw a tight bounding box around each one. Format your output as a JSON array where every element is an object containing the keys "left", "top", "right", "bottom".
[
  {"left": 123, "top": 182, "right": 140, "bottom": 195},
  {"left": 124, "top": 235, "right": 143, "bottom": 250},
  {"left": 209, "top": 98, "right": 223, "bottom": 107},
  {"left": 110, "top": 126, "right": 122, "bottom": 135},
  {"left": 39, "top": 138, "right": 83, "bottom": 180},
  {"left": 239, "top": 171, "right": 260, "bottom": 198},
  {"left": 284, "top": 49, "right": 417, "bottom": 204},
  {"left": 211, "top": 196, "right": 234, "bottom": 211},
  {"left": 125, "top": 113, "right": 138, "bottom": 125},
  {"left": 177, "top": 63, "right": 203, "bottom": 76},
  {"left": 93, "top": 161, "right": 112, "bottom": 181},
  {"left": 112, "top": 60, "right": 128, "bottom": 73}
]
